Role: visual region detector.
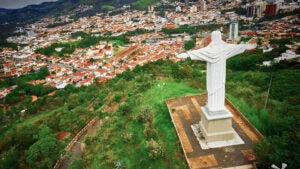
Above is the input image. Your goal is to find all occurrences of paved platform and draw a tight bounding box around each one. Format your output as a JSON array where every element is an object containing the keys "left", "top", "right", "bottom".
[{"left": 165, "top": 94, "right": 262, "bottom": 169}]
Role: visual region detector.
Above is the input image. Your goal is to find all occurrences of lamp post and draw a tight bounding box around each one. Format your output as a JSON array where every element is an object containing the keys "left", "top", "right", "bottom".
[{"left": 157, "top": 82, "right": 166, "bottom": 102}]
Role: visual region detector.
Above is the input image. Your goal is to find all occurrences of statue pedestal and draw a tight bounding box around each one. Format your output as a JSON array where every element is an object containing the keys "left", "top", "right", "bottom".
[{"left": 199, "top": 106, "right": 234, "bottom": 143}]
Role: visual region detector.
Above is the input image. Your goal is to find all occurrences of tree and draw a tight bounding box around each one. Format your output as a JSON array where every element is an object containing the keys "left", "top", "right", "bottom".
[
  {"left": 0, "top": 148, "right": 19, "bottom": 169},
  {"left": 120, "top": 69, "right": 134, "bottom": 81},
  {"left": 179, "top": 64, "right": 193, "bottom": 79},
  {"left": 90, "top": 58, "right": 95, "bottom": 63},
  {"left": 184, "top": 40, "right": 195, "bottom": 50},
  {"left": 118, "top": 102, "right": 131, "bottom": 115},
  {"left": 254, "top": 133, "right": 300, "bottom": 169},
  {"left": 0, "top": 109, "right": 5, "bottom": 121},
  {"left": 4, "top": 91, "right": 21, "bottom": 104},
  {"left": 113, "top": 93, "right": 122, "bottom": 102},
  {"left": 296, "top": 47, "right": 300, "bottom": 54},
  {"left": 114, "top": 78, "right": 127, "bottom": 91},
  {"left": 67, "top": 94, "right": 80, "bottom": 110},
  {"left": 13, "top": 125, "right": 39, "bottom": 150},
  {"left": 171, "top": 62, "right": 180, "bottom": 78},
  {"left": 158, "top": 9, "right": 165, "bottom": 17},
  {"left": 25, "top": 126, "right": 60, "bottom": 169},
  {"left": 38, "top": 67, "right": 50, "bottom": 79}
]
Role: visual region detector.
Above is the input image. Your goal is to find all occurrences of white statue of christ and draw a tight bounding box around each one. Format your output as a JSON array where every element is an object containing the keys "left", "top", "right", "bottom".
[{"left": 178, "top": 30, "right": 256, "bottom": 112}]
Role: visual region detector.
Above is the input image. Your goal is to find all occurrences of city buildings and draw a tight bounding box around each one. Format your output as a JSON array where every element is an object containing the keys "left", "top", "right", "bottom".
[{"left": 1, "top": 0, "right": 299, "bottom": 90}]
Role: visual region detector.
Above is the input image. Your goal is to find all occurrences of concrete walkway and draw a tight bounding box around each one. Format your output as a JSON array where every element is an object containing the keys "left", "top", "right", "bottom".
[{"left": 59, "top": 119, "right": 101, "bottom": 169}]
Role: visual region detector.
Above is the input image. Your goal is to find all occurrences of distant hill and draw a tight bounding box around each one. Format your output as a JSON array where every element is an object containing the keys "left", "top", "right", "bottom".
[
  {"left": 0, "top": 0, "right": 177, "bottom": 39},
  {"left": 0, "top": 0, "right": 137, "bottom": 39},
  {"left": 0, "top": 0, "right": 139, "bottom": 23}
]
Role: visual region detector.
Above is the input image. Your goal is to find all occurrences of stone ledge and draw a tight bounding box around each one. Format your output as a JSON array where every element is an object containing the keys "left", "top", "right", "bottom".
[
  {"left": 192, "top": 123, "right": 244, "bottom": 149},
  {"left": 201, "top": 106, "right": 233, "bottom": 120}
]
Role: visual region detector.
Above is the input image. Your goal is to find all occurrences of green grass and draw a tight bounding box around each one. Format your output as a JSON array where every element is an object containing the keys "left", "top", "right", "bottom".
[
  {"left": 111, "top": 40, "right": 125, "bottom": 46},
  {"left": 113, "top": 46, "right": 126, "bottom": 55},
  {"left": 226, "top": 94, "right": 266, "bottom": 132},
  {"left": 101, "top": 5, "right": 115, "bottom": 10},
  {"left": 22, "top": 107, "right": 64, "bottom": 126},
  {"left": 84, "top": 79, "right": 203, "bottom": 169},
  {"left": 132, "top": 0, "right": 156, "bottom": 10},
  {"left": 0, "top": 107, "right": 63, "bottom": 139},
  {"left": 143, "top": 80, "right": 202, "bottom": 167},
  {"left": 147, "top": 80, "right": 204, "bottom": 103}
]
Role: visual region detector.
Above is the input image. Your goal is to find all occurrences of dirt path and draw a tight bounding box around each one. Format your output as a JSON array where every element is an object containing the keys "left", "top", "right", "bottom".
[{"left": 87, "top": 98, "right": 98, "bottom": 111}]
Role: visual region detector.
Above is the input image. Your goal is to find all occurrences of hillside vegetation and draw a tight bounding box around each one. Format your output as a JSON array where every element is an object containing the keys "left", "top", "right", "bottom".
[{"left": 1, "top": 39, "right": 300, "bottom": 168}]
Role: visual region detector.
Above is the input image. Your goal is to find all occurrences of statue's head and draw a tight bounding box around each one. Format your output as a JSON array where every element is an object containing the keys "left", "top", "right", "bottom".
[{"left": 211, "top": 30, "right": 222, "bottom": 43}]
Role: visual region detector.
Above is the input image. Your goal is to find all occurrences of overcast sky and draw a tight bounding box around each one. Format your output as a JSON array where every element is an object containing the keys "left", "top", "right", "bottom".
[{"left": 0, "top": 0, "right": 58, "bottom": 9}]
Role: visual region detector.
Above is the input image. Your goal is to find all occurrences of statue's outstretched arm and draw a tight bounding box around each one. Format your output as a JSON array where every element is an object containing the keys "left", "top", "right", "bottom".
[
  {"left": 226, "top": 43, "right": 257, "bottom": 59},
  {"left": 246, "top": 43, "right": 257, "bottom": 50},
  {"left": 177, "top": 52, "right": 189, "bottom": 59},
  {"left": 177, "top": 50, "right": 215, "bottom": 63}
]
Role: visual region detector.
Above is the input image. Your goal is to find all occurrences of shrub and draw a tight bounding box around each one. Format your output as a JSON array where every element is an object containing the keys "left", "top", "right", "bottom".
[
  {"left": 69, "top": 158, "right": 83, "bottom": 169},
  {"left": 118, "top": 102, "right": 131, "bottom": 116},
  {"left": 143, "top": 122, "right": 158, "bottom": 139},
  {"left": 146, "top": 139, "right": 163, "bottom": 160},
  {"left": 137, "top": 106, "right": 153, "bottom": 123},
  {"left": 123, "top": 133, "right": 133, "bottom": 143},
  {"left": 113, "top": 93, "right": 123, "bottom": 102}
]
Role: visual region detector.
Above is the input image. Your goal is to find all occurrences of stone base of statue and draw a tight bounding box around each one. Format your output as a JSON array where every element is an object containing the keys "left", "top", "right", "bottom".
[
  {"left": 190, "top": 105, "right": 245, "bottom": 149},
  {"left": 199, "top": 106, "right": 234, "bottom": 142}
]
